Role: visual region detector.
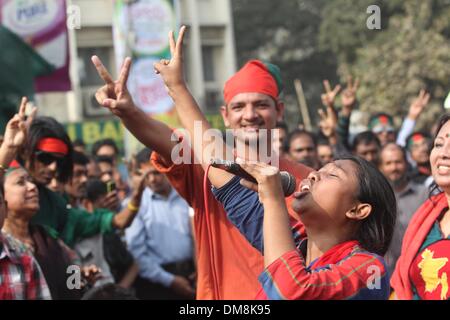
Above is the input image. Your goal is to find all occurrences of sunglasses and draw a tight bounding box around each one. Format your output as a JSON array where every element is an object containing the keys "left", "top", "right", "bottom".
[{"left": 35, "top": 151, "right": 65, "bottom": 166}]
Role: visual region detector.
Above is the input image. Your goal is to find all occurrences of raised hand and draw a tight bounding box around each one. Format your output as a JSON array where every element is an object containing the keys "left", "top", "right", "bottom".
[
  {"left": 408, "top": 89, "right": 430, "bottom": 120},
  {"left": 3, "top": 97, "right": 37, "bottom": 149},
  {"left": 318, "top": 103, "right": 338, "bottom": 139},
  {"left": 341, "top": 76, "right": 359, "bottom": 116},
  {"left": 91, "top": 55, "right": 134, "bottom": 118},
  {"left": 153, "top": 26, "right": 187, "bottom": 91},
  {"left": 237, "top": 160, "right": 283, "bottom": 202},
  {"left": 321, "top": 80, "right": 341, "bottom": 108},
  {"left": 130, "top": 169, "right": 152, "bottom": 208}
]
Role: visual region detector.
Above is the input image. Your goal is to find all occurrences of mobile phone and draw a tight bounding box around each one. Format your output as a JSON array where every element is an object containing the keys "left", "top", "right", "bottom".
[{"left": 106, "top": 181, "right": 116, "bottom": 193}]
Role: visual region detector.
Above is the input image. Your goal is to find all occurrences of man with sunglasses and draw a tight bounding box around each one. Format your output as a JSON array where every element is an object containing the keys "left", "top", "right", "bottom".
[{"left": 11, "top": 115, "right": 143, "bottom": 248}]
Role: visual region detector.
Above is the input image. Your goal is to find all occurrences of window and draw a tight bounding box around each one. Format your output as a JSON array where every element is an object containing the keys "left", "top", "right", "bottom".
[{"left": 202, "top": 46, "right": 215, "bottom": 82}]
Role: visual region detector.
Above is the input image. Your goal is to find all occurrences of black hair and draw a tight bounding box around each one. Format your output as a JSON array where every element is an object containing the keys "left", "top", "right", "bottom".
[
  {"left": 135, "top": 148, "right": 153, "bottom": 168},
  {"left": 285, "top": 129, "right": 317, "bottom": 152},
  {"left": 275, "top": 121, "right": 288, "bottom": 132},
  {"left": 91, "top": 139, "right": 119, "bottom": 157},
  {"left": 85, "top": 179, "right": 107, "bottom": 203},
  {"left": 339, "top": 155, "right": 397, "bottom": 256},
  {"left": 95, "top": 155, "right": 114, "bottom": 166},
  {"left": 351, "top": 131, "right": 381, "bottom": 152},
  {"left": 81, "top": 283, "right": 137, "bottom": 300},
  {"left": 73, "top": 151, "right": 90, "bottom": 166},
  {"left": 20, "top": 116, "right": 74, "bottom": 183},
  {"left": 73, "top": 139, "right": 85, "bottom": 148},
  {"left": 316, "top": 137, "right": 331, "bottom": 147}
]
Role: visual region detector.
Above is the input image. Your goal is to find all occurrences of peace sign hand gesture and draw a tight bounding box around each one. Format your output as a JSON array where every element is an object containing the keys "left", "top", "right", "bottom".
[
  {"left": 3, "top": 97, "right": 37, "bottom": 149},
  {"left": 408, "top": 89, "right": 430, "bottom": 121},
  {"left": 341, "top": 76, "right": 359, "bottom": 116},
  {"left": 91, "top": 55, "right": 135, "bottom": 118},
  {"left": 153, "top": 26, "right": 187, "bottom": 92},
  {"left": 321, "top": 80, "right": 341, "bottom": 108}
]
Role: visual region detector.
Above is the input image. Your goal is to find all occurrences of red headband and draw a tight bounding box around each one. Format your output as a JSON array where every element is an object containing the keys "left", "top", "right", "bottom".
[
  {"left": 37, "top": 138, "right": 68, "bottom": 155},
  {"left": 223, "top": 60, "right": 279, "bottom": 104}
]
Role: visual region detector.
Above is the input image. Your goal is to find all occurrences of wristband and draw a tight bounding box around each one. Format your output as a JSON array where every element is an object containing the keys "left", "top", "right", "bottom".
[{"left": 127, "top": 201, "right": 139, "bottom": 212}]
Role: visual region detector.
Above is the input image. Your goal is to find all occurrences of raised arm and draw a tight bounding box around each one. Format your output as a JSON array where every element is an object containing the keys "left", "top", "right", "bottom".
[
  {"left": 0, "top": 97, "right": 37, "bottom": 179},
  {"left": 91, "top": 56, "right": 176, "bottom": 164},
  {"left": 153, "top": 26, "right": 233, "bottom": 188},
  {"left": 238, "top": 161, "right": 296, "bottom": 267}
]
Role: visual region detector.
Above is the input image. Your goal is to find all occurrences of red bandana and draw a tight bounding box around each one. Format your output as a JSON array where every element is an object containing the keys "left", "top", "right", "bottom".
[
  {"left": 223, "top": 60, "right": 279, "bottom": 104},
  {"left": 36, "top": 138, "right": 68, "bottom": 155}
]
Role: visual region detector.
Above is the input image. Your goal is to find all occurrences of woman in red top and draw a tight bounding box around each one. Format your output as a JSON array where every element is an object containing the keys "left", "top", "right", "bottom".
[{"left": 391, "top": 114, "right": 450, "bottom": 300}]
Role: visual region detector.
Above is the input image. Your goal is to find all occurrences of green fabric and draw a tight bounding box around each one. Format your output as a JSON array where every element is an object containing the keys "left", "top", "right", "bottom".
[
  {"left": 263, "top": 62, "right": 284, "bottom": 95},
  {"left": 61, "top": 207, "right": 114, "bottom": 247},
  {"left": 418, "top": 221, "right": 450, "bottom": 253},
  {"left": 0, "top": 25, "right": 54, "bottom": 133},
  {"left": 31, "top": 185, "right": 114, "bottom": 247}
]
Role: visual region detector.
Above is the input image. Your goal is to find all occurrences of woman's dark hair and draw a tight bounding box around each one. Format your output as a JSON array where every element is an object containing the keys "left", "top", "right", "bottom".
[
  {"left": 428, "top": 114, "right": 450, "bottom": 199},
  {"left": 91, "top": 139, "right": 119, "bottom": 157},
  {"left": 20, "top": 117, "right": 73, "bottom": 183},
  {"left": 339, "top": 155, "right": 397, "bottom": 256}
]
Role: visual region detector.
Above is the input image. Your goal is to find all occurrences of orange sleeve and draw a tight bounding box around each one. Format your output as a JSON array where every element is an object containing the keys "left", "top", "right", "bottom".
[{"left": 150, "top": 151, "right": 204, "bottom": 209}]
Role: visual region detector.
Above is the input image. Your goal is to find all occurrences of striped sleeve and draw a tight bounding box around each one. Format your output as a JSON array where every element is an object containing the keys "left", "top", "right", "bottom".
[{"left": 258, "top": 249, "right": 389, "bottom": 300}]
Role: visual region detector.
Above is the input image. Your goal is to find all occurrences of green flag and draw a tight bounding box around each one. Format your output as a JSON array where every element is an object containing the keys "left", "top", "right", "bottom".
[{"left": 0, "top": 25, "right": 54, "bottom": 133}]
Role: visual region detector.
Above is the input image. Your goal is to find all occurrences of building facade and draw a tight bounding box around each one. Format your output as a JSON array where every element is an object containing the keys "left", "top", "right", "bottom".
[{"left": 36, "top": 0, "right": 236, "bottom": 125}]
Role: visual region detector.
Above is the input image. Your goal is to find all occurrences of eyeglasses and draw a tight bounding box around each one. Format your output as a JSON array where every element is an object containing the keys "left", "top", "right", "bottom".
[{"left": 35, "top": 151, "right": 65, "bottom": 166}]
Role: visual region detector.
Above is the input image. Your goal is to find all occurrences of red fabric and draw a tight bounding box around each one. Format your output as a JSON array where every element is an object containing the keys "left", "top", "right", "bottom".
[
  {"left": 409, "top": 239, "right": 450, "bottom": 300},
  {"left": 151, "top": 152, "right": 311, "bottom": 299},
  {"left": 223, "top": 60, "right": 279, "bottom": 104},
  {"left": 8, "top": 160, "right": 20, "bottom": 168},
  {"left": 36, "top": 138, "right": 68, "bottom": 155},
  {"left": 391, "top": 192, "right": 448, "bottom": 299},
  {"left": 255, "top": 239, "right": 386, "bottom": 300},
  {"left": 310, "top": 240, "right": 360, "bottom": 270}
]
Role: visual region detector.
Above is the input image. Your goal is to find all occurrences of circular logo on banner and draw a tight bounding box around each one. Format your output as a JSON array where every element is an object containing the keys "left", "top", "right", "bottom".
[
  {"left": 128, "top": 58, "right": 174, "bottom": 114},
  {"left": 129, "top": 0, "right": 175, "bottom": 56},
  {"left": 1, "top": 0, "right": 63, "bottom": 39}
]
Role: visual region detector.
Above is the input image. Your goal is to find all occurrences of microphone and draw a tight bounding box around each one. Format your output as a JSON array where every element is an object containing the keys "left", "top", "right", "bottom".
[{"left": 210, "top": 159, "right": 297, "bottom": 197}]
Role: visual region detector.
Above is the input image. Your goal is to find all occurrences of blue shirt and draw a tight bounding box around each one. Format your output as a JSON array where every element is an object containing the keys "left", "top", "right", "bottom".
[{"left": 125, "top": 187, "right": 193, "bottom": 287}]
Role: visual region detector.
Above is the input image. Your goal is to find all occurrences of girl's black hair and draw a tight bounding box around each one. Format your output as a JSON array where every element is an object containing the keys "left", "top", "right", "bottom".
[
  {"left": 339, "top": 155, "right": 397, "bottom": 256},
  {"left": 19, "top": 116, "right": 74, "bottom": 183}
]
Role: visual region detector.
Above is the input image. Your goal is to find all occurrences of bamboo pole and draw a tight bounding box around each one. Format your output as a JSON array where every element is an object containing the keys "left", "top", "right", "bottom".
[{"left": 294, "top": 79, "right": 312, "bottom": 131}]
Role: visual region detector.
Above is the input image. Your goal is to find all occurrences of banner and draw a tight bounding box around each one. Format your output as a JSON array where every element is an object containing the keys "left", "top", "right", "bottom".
[
  {"left": 113, "top": 0, "right": 177, "bottom": 115},
  {"left": 113, "top": 0, "right": 179, "bottom": 156},
  {"left": 65, "top": 119, "right": 125, "bottom": 156},
  {"left": 0, "top": 0, "right": 71, "bottom": 92}
]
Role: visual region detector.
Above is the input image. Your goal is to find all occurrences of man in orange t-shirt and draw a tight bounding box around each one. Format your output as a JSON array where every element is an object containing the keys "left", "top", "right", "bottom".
[{"left": 91, "top": 35, "right": 311, "bottom": 299}]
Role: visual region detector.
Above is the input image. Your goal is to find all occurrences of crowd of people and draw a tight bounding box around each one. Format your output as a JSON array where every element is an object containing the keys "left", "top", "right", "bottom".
[{"left": 1, "top": 26, "right": 449, "bottom": 300}]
